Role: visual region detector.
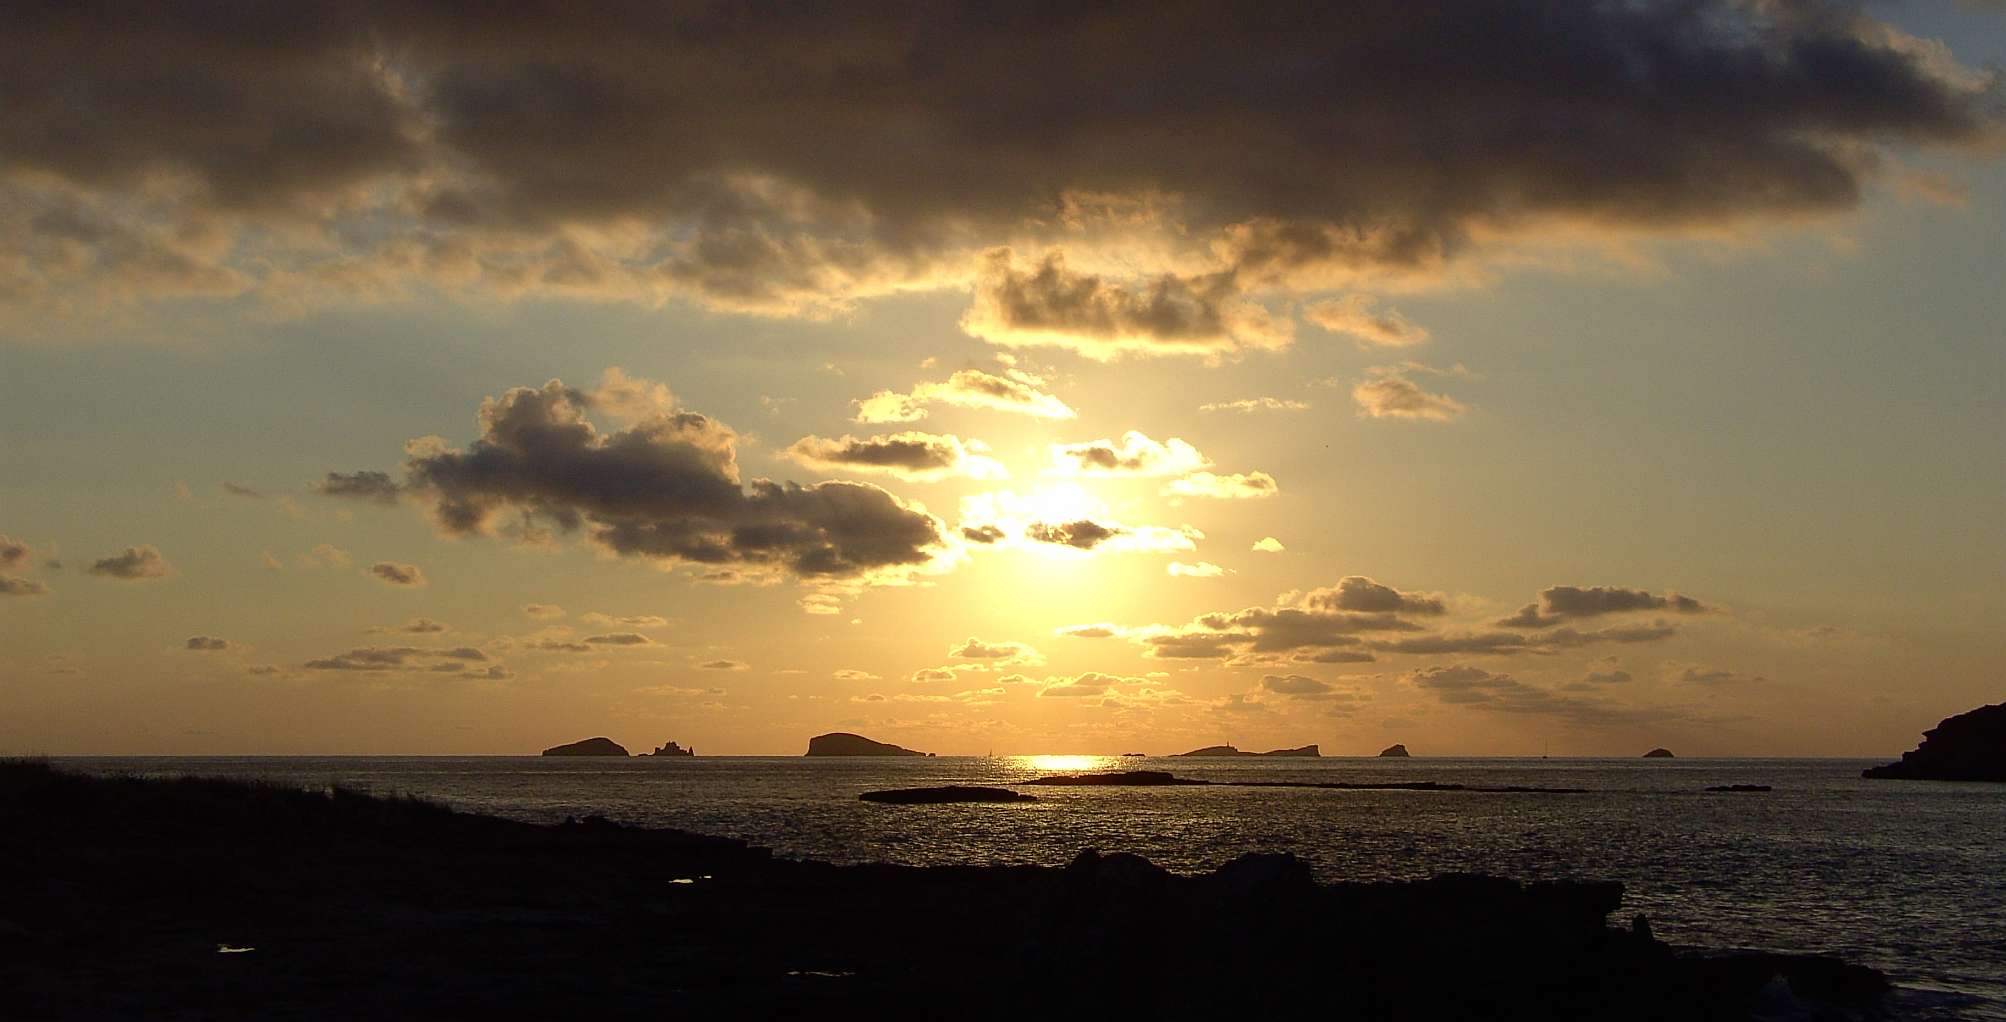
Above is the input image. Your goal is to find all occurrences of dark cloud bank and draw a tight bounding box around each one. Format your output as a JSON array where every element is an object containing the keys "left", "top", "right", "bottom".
[{"left": 4, "top": 1, "right": 1994, "bottom": 333}]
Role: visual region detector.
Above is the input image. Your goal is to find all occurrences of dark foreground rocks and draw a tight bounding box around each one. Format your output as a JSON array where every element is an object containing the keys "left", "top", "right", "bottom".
[
  {"left": 0, "top": 761, "right": 1887, "bottom": 1021},
  {"left": 1863, "top": 701, "right": 2006, "bottom": 781},
  {"left": 860, "top": 785, "right": 1037, "bottom": 804}
]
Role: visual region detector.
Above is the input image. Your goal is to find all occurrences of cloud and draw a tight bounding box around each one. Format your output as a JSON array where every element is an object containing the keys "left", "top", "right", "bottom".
[
  {"left": 333, "top": 376, "right": 948, "bottom": 584},
  {"left": 0, "top": 535, "right": 29, "bottom": 569},
  {"left": 1163, "top": 471, "right": 1279, "bottom": 500},
  {"left": 386, "top": 618, "right": 449, "bottom": 634},
  {"left": 1049, "top": 431, "right": 1207, "bottom": 477},
  {"left": 1306, "top": 576, "right": 1446, "bottom": 615},
  {"left": 1035, "top": 671, "right": 1148, "bottom": 698},
  {"left": 1259, "top": 674, "right": 1331, "bottom": 696},
  {"left": 297, "top": 544, "right": 352, "bottom": 570},
  {"left": 786, "top": 432, "right": 1005, "bottom": 481},
  {"left": 588, "top": 367, "right": 676, "bottom": 425},
  {"left": 1, "top": 576, "right": 49, "bottom": 596},
  {"left": 221, "top": 482, "right": 266, "bottom": 500},
  {"left": 949, "top": 637, "right": 1044, "bottom": 667},
  {"left": 521, "top": 603, "right": 566, "bottom": 619},
  {"left": 1404, "top": 665, "right": 1662, "bottom": 726},
  {"left": 1669, "top": 663, "right": 1765, "bottom": 687},
  {"left": 1168, "top": 561, "right": 1227, "bottom": 578},
  {"left": 1304, "top": 295, "right": 1429, "bottom": 348},
  {"left": 1024, "top": 520, "right": 1122, "bottom": 550},
  {"left": 314, "top": 471, "right": 403, "bottom": 505},
  {"left": 580, "top": 612, "right": 668, "bottom": 628},
  {"left": 11, "top": 2, "right": 1987, "bottom": 337},
  {"left": 87, "top": 545, "right": 171, "bottom": 580},
  {"left": 304, "top": 646, "right": 493, "bottom": 671},
  {"left": 369, "top": 561, "right": 427, "bottom": 587},
  {"left": 1056, "top": 624, "right": 1120, "bottom": 639},
  {"left": 1352, "top": 370, "right": 1467, "bottom": 422},
  {"left": 583, "top": 633, "right": 653, "bottom": 646},
  {"left": 698, "top": 659, "right": 750, "bottom": 671},
  {"left": 833, "top": 668, "right": 880, "bottom": 681},
  {"left": 183, "top": 636, "right": 233, "bottom": 651},
  {"left": 1498, "top": 586, "right": 1712, "bottom": 628},
  {"left": 1198, "top": 397, "right": 1310, "bottom": 414},
  {"left": 1251, "top": 537, "right": 1286, "bottom": 553},
  {"left": 960, "top": 249, "right": 1290, "bottom": 359},
  {"left": 855, "top": 368, "right": 1075, "bottom": 423}
]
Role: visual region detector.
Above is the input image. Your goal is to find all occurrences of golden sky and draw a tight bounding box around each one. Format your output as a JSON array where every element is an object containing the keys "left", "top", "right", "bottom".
[{"left": 2, "top": 2, "right": 2002, "bottom": 755}]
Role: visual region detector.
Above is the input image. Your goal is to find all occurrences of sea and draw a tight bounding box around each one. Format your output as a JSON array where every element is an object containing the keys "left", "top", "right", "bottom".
[{"left": 60, "top": 755, "right": 2005, "bottom": 1020}]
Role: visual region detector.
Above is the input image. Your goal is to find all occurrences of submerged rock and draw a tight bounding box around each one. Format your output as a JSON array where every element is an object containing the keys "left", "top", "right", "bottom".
[
  {"left": 1378, "top": 744, "right": 1411, "bottom": 758},
  {"left": 859, "top": 786, "right": 1037, "bottom": 804},
  {"left": 1863, "top": 702, "right": 2006, "bottom": 782},
  {"left": 804, "top": 732, "right": 928, "bottom": 757},
  {"left": 541, "top": 737, "right": 630, "bottom": 757},
  {"left": 1021, "top": 771, "right": 1207, "bottom": 787},
  {"left": 1643, "top": 748, "right": 1675, "bottom": 758}
]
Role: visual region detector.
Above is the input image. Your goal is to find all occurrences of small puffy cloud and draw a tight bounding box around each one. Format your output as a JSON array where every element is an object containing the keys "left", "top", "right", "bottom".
[
  {"left": 1198, "top": 397, "right": 1310, "bottom": 414},
  {"left": 699, "top": 659, "right": 750, "bottom": 671},
  {"left": 314, "top": 471, "right": 402, "bottom": 505},
  {"left": 588, "top": 367, "right": 675, "bottom": 424},
  {"left": 910, "top": 667, "right": 959, "bottom": 683},
  {"left": 522, "top": 603, "right": 566, "bottom": 619},
  {"left": 1668, "top": 663, "right": 1764, "bottom": 687},
  {"left": 581, "top": 612, "right": 668, "bottom": 628},
  {"left": 1353, "top": 370, "right": 1467, "bottom": 422},
  {"left": 1251, "top": 537, "right": 1285, "bottom": 553},
  {"left": 1303, "top": 576, "right": 1446, "bottom": 616},
  {"left": 0, "top": 535, "right": 29, "bottom": 569},
  {"left": 1168, "top": 561, "right": 1227, "bottom": 578},
  {"left": 1577, "top": 668, "right": 1634, "bottom": 686},
  {"left": 383, "top": 617, "right": 448, "bottom": 634},
  {"left": 786, "top": 432, "right": 1006, "bottom": 481},
  {"left": 1304, "top": 295, "right": 1429, "bottom": 348},
  {"left": 1, "top": 576, "right": 49, "bottom": 596},
  {"left": 297, "top": 544, "right": 352, "bottom": 570},
  {"left": 221, "top": 482, "right": 266, "bottom": 499},
  {"left": 1035, "top": 671, "right": 1147, "bottom": 698},
  {"left": 1259, "top": 674, "right": 1331, "bottom": 695},
  {"left": 1163, "top": 471, "right": 1278, "bottom": 500},
  {"left": 961, "top": 249, "right": 1290, "bottom": 360},
  {"left": 583, "top": 633, "right": 653, "bottom": 646},
  {"left": 369, "top": 561, "right": 427, "bottom": 587},
  {"left": 1056, "top": 624, "right": 1121, "bottom": 639},
  {"left": 950, "top": 637, "right": 1044, "bottom": 667},
  {"left": 1498, "top": 586, "right": 1712, "bottom": 628},
  {"left": 833, "top": 668, "right": 881, "bottom": 681},
  {"left": 184, "top": 636, "right": 233, "bottom": 651},
  {"left": 856, "top": 367, "right": 1075, "bottom": 423},
  {"left": 304, "top": 646, "right": 493, "bottom": 672},
  {"left": 1050, "top": 431, "right": 1208, "bottom": 478},
  {"left": 87, "top": 545, "right": 172, "bottom": 580},
  {"left": 799, "top": 593, "right": 844, "bottom": 615},
  {"left": 1025, "top": 519, "right": 1122, "bottom": 550}
]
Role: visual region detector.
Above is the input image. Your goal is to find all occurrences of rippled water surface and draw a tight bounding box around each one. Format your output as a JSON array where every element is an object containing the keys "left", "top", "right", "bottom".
[{"left": 66, "top": 756, "right": 2005, "bottom": 1018}]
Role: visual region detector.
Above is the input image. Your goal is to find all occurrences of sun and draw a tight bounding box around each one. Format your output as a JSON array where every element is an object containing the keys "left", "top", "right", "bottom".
[{"left": 1022, "top": 755, "right": 1113, "bottom": 772}]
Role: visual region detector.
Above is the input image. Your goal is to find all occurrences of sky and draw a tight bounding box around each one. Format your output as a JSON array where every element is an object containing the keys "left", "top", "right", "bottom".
[{"left": 2, "top": 1, "right": 2003, "bottom": 756}]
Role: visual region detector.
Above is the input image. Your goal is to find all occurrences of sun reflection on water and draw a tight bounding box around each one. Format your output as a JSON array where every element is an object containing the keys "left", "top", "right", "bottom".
[{"left": 1021, "top": 755, "right": 1114, "bottom": 772}]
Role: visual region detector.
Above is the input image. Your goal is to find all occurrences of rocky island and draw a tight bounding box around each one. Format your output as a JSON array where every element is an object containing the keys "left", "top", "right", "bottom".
[
  {"left": 859, "top": 785, "right": 1037, "bottom": 804},
  {"left": 804, "top": 732, "right": 929, "bottom": 757},
  {"left": 0, "top": 760, "right": 1893, "bottom": 1021},
  {"left": 1643, "top": 748, "right": 1675, "bottom": 758},
  {"left": 1378, "top": 744, "right": 1411, "bottom": 757},
  {"left": 643, "top": 741, "right": 694, "bottom": 757},
  {"left": 540, "top": 736, "right": 629, "bottom": 757},
  {"left": 1863, "top": 701, "right": 2006, "bottom": 781},
  {"left": 1174, "top": 744, "right": 1319, "bottom": 757}
]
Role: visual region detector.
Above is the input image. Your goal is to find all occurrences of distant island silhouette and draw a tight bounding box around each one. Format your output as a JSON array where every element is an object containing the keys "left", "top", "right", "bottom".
[
  {"left": 1174, "top": 744, "right": 1319, "bottom": 757},
  {"left": 1863, "top": 701, "right": 2005, "bottom": 782},
  {"left": 644, "top": 741, "right": 694, "bottom": 757},
  {"left": 805, "top": 732, "right": 930, "bottom": 757},
  {"left": 1378, "top": 744, "right": 1410, "bottom": 757},
  {"left": 541, "top": 737, "right": 629, "bottom": 757},
  {"left": 1, "top": 760, "right": 1897, "bottom": 1019},
  {"left": 1643, "top": 748, "right": 1675, "bottom": 758}
]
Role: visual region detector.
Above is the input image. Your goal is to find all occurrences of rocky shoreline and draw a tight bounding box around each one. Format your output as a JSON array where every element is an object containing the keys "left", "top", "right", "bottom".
[{"left": 1, "top": 760, "right": 1889, "bottom": 1020}]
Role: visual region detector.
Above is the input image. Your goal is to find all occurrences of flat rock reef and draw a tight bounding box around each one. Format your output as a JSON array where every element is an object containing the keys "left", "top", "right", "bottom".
[{"left": 1, "top": 761, "right": 1885, "bottom": 1021}]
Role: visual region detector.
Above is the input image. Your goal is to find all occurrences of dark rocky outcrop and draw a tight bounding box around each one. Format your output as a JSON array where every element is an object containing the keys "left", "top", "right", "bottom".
[
  {"left": 1378, "top": 744, "right": 1411, "bottom": 757},
  {"left": 643, "top": 741, "right": 694, "bottom": 757},
  {"left": 1173, "top": 744, "right": 1319, "bottom": 757},
  {"left": 859, "top": 786, "right": 1037, "bottom": 804},
  {"left": 0, "top": 761, "right": 1892, "bottom": 1021},
  {"left": 540, "top": 737, "right": 629, "bottom": 757},
  {"left": 1643, "top": 748, "right": 1675, "bottom": 758},
  {"left": 1021, "top": 771, "right": 1208, "bottom": 787},
  {"left": 1863, "top": 702, "right": 2006, "bottom": 782},
  {"left": 804, "top": 732, "right": 928, "bottom": 757}
]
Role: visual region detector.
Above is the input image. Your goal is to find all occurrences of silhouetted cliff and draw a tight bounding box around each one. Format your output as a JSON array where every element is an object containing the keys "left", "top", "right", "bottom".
[
  {"left": 1863, "top": 702, "right": 2006, "bottom": 781},
  {"left": 540, "top": 737, "right": 628, "bottom": 757},
  {"left": 804, "top": 732, "right": 928, "bottom": 757},
  {"left": 1378, "top": 744, "right": 1410, "bottom": 757}
]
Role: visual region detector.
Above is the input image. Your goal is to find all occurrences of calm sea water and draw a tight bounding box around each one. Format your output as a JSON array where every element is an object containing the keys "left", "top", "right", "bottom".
[{"left": 61, "top": 756, "right": 2005, "bottom": 1019}]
